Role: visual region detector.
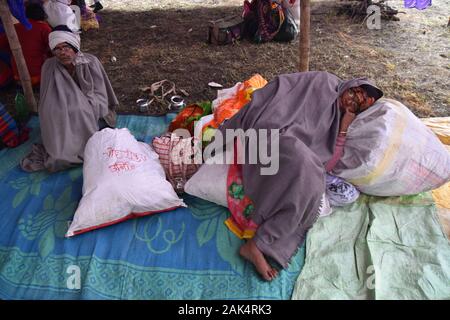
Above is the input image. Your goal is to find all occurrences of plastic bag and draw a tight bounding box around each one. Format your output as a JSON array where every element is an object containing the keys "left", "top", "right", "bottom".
[
  {"left": 14, "top": 92, "right": 29, "bottom": 124},
  {"left": 273, "top": 6, "right": 299, "bottom": 42},
  {"left": 332, "top": 98, "right": 450, "bottom": 196}
]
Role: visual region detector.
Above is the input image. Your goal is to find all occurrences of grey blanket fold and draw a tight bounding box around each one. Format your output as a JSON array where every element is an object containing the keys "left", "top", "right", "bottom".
[
  {"left": 21, "top": 53, "right": 118, "bottom": 172},
  {"left": 219, "top": 71, "right": 381, "bottom": 268}
]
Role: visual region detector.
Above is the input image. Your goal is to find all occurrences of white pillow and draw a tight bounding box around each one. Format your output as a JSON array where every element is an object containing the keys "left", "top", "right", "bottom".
[
  {"left": 66, "top": 128, "right": 186, "bottom": 237},
  {"left": 184, "top": 140, "right": 232, "bottom": 207},
  {"left": 184, "top": 163, "right": 229, "bottom": 207},
  {"left": 332, "top": 98, "right": 450, "bottom": 196}
]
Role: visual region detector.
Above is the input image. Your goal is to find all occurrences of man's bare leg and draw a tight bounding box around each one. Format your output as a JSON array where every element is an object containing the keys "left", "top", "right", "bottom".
[{"left": 239, "top": 238, "right": 278, "bottom": 281}]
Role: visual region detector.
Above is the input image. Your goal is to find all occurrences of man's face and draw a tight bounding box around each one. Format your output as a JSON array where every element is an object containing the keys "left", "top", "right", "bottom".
[
  {"left": 340, "top": 86, "right": 375, "bottom": 114},
  {"left": 52, "top": 42, "right": 76, "bottom": 67}
]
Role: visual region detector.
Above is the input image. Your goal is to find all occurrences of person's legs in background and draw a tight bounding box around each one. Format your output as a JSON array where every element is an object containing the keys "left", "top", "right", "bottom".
[{"left": 89, "top": 0, "right": 103, "bottom": 13}]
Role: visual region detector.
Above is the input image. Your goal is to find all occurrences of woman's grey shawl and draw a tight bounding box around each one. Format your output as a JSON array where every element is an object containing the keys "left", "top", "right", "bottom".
[
  {"left": 21, "top": 53, "right": 118, "bottom": 172},
  {"left": 218, "top": 71, "right": 381, "bottom": 268}
]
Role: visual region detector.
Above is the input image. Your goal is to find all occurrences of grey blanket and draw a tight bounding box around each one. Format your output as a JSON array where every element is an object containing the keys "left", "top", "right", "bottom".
[
  {"left": 219, "top": 71, "right": 382, "bottom": 268},
  {"left": 21, "top": 53, "right": 118, "bottom": 172}
]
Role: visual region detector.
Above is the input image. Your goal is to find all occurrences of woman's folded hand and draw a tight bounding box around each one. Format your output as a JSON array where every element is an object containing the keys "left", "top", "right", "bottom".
[{"left": 339, "top": 109, "right": 356, "bottom": 133}]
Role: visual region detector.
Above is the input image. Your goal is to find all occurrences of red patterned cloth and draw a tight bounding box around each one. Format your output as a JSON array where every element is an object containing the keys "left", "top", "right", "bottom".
[
  {"left": 0, "top": 102, "right": 30, "bottom": 148},
  {"left": 224, "top": 140, "right": 258, "bottom": 239}
]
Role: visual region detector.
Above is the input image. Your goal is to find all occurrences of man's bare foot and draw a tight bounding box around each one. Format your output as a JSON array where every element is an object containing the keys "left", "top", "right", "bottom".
[{"left": 239, "top": 239, "right": 278, "bottom": 281}]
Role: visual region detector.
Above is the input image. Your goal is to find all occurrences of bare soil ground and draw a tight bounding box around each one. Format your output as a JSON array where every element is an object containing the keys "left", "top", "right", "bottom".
[{"left": 2, "top": 0, "right": 449, "bottom": 117}]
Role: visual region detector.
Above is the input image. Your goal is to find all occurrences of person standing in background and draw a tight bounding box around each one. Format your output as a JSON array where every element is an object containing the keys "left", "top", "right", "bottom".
[
  {"left": 89, "top": 0, "right": 103, "bottom": 13},
  {"left": 42, "top": 0, "right": 79, "bottom": 32}
]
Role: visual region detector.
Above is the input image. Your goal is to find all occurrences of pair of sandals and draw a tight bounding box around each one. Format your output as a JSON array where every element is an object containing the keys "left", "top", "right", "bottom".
[{"left": 139, "top": 80, "right": 187, "bottom": 116}]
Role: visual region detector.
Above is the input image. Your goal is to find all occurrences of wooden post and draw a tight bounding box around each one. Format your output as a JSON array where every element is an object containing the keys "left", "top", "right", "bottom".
[
  {"left": 299, "top": 0, "right": 311, "bottom": 72},
  {"left": 0, "top": 0, "right": 37, "bottom": 112}
]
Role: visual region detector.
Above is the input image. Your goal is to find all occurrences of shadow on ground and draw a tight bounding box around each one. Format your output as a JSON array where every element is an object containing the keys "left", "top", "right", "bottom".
[{"left": 2, "top": 0, "right": 449, "bottom": 117}]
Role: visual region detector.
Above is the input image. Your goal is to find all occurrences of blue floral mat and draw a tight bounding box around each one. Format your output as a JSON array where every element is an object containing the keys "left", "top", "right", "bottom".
[{"left": 0, "top": 115, "right": 305, "bottom": 300}]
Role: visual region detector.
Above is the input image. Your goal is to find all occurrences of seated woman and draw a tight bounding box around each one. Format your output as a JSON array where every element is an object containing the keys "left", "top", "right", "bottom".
[
  {"left": 0, "top": 2, "right": 52, "bottom": 87},
  {"left": 21, "top": 27, "right": 118, "bottom": 172},
  {"left": 216, "top": 71, "right": 383, "bottom": 281}
]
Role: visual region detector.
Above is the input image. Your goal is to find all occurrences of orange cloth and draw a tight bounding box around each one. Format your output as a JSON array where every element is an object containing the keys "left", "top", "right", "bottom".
[
  {"left": 168, "top": 104, "right": 205, "bottom": 136},
  {"left": 202, "top": 74, "right": 268, "bottom": 133}
]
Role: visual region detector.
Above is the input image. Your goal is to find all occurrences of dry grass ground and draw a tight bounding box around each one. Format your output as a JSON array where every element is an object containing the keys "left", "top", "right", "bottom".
[{"left": 1, "top": 0, "right": 449, "bottom": 117}]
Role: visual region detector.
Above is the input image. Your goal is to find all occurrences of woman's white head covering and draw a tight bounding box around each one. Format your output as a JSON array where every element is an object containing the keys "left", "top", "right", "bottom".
[
  {"left": 43, "top": 0, "right": 80, "bottom": 33},
  {"left": 49, "top": 30, "right": 81, "bottom": 51}
]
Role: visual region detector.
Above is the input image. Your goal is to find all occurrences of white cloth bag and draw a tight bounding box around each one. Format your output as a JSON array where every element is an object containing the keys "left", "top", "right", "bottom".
[
  {"left": 332, "top": 98, "right": 450, "bottom": 196},
  {"left": 66, "top": 128, "right": 185, "bottom": 237}
]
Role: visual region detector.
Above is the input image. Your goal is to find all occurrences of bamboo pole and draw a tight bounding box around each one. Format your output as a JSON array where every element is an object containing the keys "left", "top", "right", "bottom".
[
  {"left": 0, "top": 0, "right": 37, "bottom": 112},
  {"left": 299, "top": 0, "right": 311, "bottom": 72}
]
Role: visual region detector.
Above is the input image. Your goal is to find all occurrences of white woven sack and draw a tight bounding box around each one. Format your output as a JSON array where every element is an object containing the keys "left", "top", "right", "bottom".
[
  {"left": 184, "top": 163, "right": 229, "bottom": 207},
  {"left": 332, "top": 98, "right": 450, "bottom": 196},
  {"left": 66, "top": 128, "right": 185, "bottom": 237}
]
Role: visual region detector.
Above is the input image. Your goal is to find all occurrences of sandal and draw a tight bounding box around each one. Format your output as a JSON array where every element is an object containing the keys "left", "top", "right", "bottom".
[{"left": 140, "top": 80, "right": 177, "bottom": 116}]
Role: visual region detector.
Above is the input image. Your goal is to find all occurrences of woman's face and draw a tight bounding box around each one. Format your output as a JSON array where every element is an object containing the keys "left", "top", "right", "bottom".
[
  {"left": 52, "top": 42, "right": 76, "bottom": 67},
  {"left": 340, "top": 86, "right": 375, "bottom": 114}
]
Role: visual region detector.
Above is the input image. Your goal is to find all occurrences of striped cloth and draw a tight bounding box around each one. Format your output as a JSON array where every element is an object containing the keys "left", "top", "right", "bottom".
[
  {"left": 256, "top": 0, "right": 284, "bottom": 42},
  {"left": 0, "top": 102, "right": 29, "bottom": 148}
]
